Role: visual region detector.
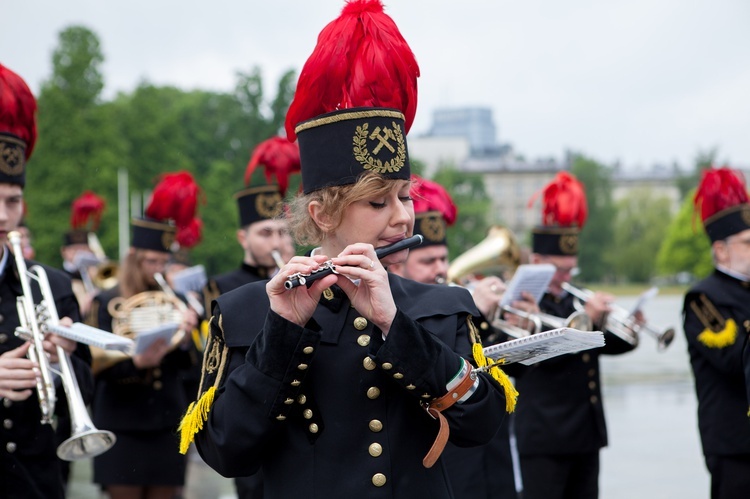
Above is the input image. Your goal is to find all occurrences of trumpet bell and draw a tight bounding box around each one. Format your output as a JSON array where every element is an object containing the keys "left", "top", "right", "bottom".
[
  {"left": 566, "top": 310, "right": 593, "bottom": 331},
  {"left": 447, "top": 225, "right": 521, "bottom": 284},
  {"left": 57, "top": 428, "right": 117, "bottom": 461}
]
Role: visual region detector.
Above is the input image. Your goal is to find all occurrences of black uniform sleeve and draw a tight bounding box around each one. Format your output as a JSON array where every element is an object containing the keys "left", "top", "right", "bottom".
[{"left": 684, "top": 292, "right": 746, "bottom": 375}]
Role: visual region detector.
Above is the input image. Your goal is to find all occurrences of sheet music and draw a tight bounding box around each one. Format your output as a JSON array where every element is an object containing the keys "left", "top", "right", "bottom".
[
  {"left": 500, "top": 264, "right": 556, "bottom": 307},
  {"left": 50, "top": 323, "right": 134, "bottom": 352},
  {"left": 482, "top": 327, "right": 605, "bottom": 365},
  {"left": 134, "top": 322, "right": 180, "bottom": 355},
  {"left": 630, "top": 286, "right": 658, "bottom": 315},
  {"left": 170, "top": 265, "right": 207, "bottom": 295}
]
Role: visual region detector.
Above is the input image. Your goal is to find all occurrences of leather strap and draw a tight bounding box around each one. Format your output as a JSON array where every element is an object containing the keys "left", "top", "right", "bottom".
[{"left": 422, "top": 360, "right": 477, "bottom": 468}]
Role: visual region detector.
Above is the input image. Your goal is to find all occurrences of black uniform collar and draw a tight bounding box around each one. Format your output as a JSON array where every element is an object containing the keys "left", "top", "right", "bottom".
[
  {"left": 713, "top": 267, "right": 750, "bottom": 289},
  {"left": 241, "top": 262, "right": 272, "bottom": 280}
]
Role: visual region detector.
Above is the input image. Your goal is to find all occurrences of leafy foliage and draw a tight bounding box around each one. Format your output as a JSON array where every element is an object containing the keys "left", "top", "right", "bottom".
[{"left": 656, "top": 190, "right": 713, "bottom": 279}]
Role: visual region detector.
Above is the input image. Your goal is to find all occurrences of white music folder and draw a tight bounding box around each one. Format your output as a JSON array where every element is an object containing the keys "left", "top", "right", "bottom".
[
  {"left": 482, "top": 327, "right": 605, "bottom": 365},
  {"left": 499, "top": 263, "right": 556, "bottom": 307}
]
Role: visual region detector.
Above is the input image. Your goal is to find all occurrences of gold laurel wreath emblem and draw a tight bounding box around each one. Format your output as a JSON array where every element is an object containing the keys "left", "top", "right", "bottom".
[
  {"left": 559, "top": 234, "right": 578, "bottom": 254},
  {"left": 353, "top": 122, "right": 406, "bottom": 174},
  {"left": 420, "top": 217, "right": 446, "bottom": 242},
  {"left": 741, "top": 206, "right": 750, "bottom": 226},
  {"left": 0, "top": 137, "right": 26, "bottom": 177},
  {"left": 256, "top": 192, "right": 283, "bottom": 219}
]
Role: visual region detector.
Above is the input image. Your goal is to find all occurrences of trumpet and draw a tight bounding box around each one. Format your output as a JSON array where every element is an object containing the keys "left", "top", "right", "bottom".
[
  {"left": 9, "top": 231, "right": 116, "bottom": 460},
  {"left": 562, "top": 282, "right": 675, "bottom": 351},
  {"left": 493, "top": 305, "right": 593, "bottom": 339}
]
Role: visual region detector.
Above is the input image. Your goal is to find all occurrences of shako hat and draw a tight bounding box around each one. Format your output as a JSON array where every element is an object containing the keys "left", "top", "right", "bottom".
[
  {"left": 529, "top": 171, "right": 588, "bottom": 256},
  {"left": 694, "top": 167, "right": 750, "bottom": 243},
  {"left": 236, "top": 136, "right": 300, "bottom": 227},
  {"left": 284, "top": 0, "right": 420, "bottom": 194},
  {"left": 132, "top": 171, "right": 203, "bottom": 253},
  {"left": 0, "top": 64, "right": 37, "bottom": 187},
  {"left": 410, "top": 174, "right": 457, "bottom": 247},
  {"left": 65, "top": 190, "right": 106, "bottom": 247}
]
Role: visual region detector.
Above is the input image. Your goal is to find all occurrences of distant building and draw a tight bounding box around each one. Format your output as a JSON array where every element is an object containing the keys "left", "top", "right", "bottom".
[{"left": 612, "top": 164, "right": 681, "bottom": 213}]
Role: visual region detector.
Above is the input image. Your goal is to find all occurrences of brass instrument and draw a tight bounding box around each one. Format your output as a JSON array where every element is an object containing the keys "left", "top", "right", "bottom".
[
  {"left": 271, "top": 249, "right": 286, "bottom": 270},
  {"left": 562, "top": 282, "right": 675, "bottom": 351},
  {"left": 91, "top": 260, "right": 119, "bottom": 291},
  {"left": 493, "top": 305, "right": 593, "bottom": 339},
  {"left": 447, "top": 226, "right": 522, "bottom": 284},
  {"left": 9, "top": 231, "right": 116, "bottom": 460}
]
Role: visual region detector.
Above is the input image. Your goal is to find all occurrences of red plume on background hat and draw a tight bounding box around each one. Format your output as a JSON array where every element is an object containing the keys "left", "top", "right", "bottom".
[
  {"left": 694, "top": 166, "right": 750, "bottom": 243},
  {"left": 285, "top": 0, "right": 420, "bottom": 194},
  {"left": 235, "top": 136, "right": 301, "bottom": 227},
  {"left": 529, "top": 171, "right": 588, "bottom": 255},
  {"left": 411, "top": 174, "right": 456, "bottom": 247},
  {"left": 130, "top": 171, "right": 203, "bottom": 253},
  {"left": 0, "top": 63, "right": 37, "bottom": 186},
  {"left": 65, "top": 190, "right": 107, "bottom": 248}
]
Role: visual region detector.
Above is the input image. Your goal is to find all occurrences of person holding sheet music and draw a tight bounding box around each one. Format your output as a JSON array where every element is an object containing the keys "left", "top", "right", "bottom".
[
  {"left": 683, "top": 167, "right": 750, "bottom": 499},
  {"left": 86, "top": 172, "right": 200, "bottom": 499},
  {"left": 513, "top": 172, "right": 639, "bottom": 499},
  {"left": 0, "top": 63, "right": 93, "bottom": 499},
  {"left": 389, "top": 174, "right": 521, "bottom": 499},
  {"left": 178, "top": 3, "right": 513, "bottom": 497}
]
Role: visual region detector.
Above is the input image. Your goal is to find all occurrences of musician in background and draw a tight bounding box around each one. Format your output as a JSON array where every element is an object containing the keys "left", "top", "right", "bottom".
[
  {"left": 87, "top": 172, "right": 200, "bottom": 499},
  {"left": 17, "top": 219, "right": 35, "bottom": 259},
  {"left": 0, "top": 63, "right": 93, "bottom": 499},
  {"left": 683, "top": 167, "right": 750, "bottom": 499},
  {"left": 199, "top": 136, "right": 300, "bottom": 499},
  {"left": 389, "top": 174, "right": 519, "bottom": 499},
  {"left": 514, "top": 171, "right": 637, "bottom": 499},
  {"left": 179, "top": 2, "right": 512, "bottom": 497}
]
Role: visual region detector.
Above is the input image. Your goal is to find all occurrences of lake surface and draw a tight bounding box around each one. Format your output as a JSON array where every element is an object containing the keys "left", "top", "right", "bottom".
[{"left": 69, "top": 293, "right": 711, "bottom": 499}]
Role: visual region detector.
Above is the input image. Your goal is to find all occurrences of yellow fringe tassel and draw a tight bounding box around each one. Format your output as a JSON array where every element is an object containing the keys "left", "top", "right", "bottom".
[
  {"left": 472, "top": 343, "right": 518, "bottom": 413},
  {"left": 178, "top": 386, "right": 216, "bottom": 454},
  {"left": 697, "top": 319, "right": 737, "bottom": 348}
]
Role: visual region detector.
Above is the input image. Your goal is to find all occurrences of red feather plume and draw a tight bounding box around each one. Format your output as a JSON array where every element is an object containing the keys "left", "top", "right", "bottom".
[
  {"left": 245, "top": 137, "right": 301, "bottom": 196},
  {"left": 70, "top": 191, "right": 106, "bottom": 230},
  {"left": 145, "top": 171, "right": 204, "bottom": 248},
  {"left": 411, "top": 175, "right": 457, "bottom": 226},
  {"left": 694, "top": 167, "right": 749, "bottom": 222},
  {"left": 284, "top": 0, "right": 420, "bottom": 140},
  {"left": 529, "top": 171, "right": 588, "bottom": 228},
  {"left": 0, "top": 64, "right": 37, "bottom": 159}
]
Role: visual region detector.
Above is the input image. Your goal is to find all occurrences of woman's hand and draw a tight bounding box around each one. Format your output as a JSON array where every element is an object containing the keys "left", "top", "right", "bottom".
[
  {"left": 0, "top": 343, "right": 36, "bottom": 401},
  {"left": 332, "top": 243, "right": 397, "bottom": 336},
  {"left": 471, "top": 276, "right": 506, "bottom": 320},
  {"left": 267, "top": 255, "right": 339, "bottom": 327},
  {"left": 43, "top": 317, "right": 77, "bottom": 363}
]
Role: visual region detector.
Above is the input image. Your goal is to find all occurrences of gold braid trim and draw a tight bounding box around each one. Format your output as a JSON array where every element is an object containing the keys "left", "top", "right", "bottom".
[
  {"left": 295, "top": 109, "right": 405, "bottom": 134},
  {"left": 467, "top": 315, "right": 518, "bottom": 413},
  {"left": 690, "top": 295, "right": 737, "bottom": 348}
]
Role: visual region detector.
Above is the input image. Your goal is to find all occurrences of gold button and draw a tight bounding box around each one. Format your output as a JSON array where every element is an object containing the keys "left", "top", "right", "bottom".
[
  {"left": 588, "top": 381, "right": 597, "bottom": 390},
  {"left": 298, "top": 363, "right": 309, "bottom": 370},
  {"left": 354, "top": 317, "right": 368, "bottom": 330},
  {"left": 393, "top": 373, "right": 404, "bottom": 380},
  {"left": 276, "top": 414, "right": 287, "bottom": 421},
  {"left": 744, "top": 320, "right": 750, "bottom": 331},
  {"left": 590, "top": 395, "right": 598, "bottom": 404},
  {"left": 372, "top": 473, "right": 386, "bottom": 487},
  {"left": 0, "top": 333, "right": 7, "bottom": 343},
  {"left": 291, "top": 379, "right": 301, "bottom": 387},
  {"left": 480, "top": 322, "right": 489, "bottom": 330},
  {"left": 367, "top": 387, "right": 381, "bottom": 399},
  {"left": 6, "top": 442, "right": 16, "bottom": 453},
  {"left": 297, "top": 394, "right": 307, "bottom": 404},
  {"left": 153, "top": 381, "right": 163, "bottom": 390},
  {"left": 588, "top": 369, "right": 596, "bottom": 377},
  {"left": 369, "top": 443, "right": 383, "bottom": 457},
  {"left": 582, "top": 353, "right": 591, "bottom": 363},
  {"left": 152, "top": 368, "right": 162, "bottom": 377},
  {"left": 406, "top": 384, "right": 416, "bottom": 390},
  {"left": 363, "top": 357, "right": 376, "bottom": 370},
  {"left": 421, "top": 393, "right": 431, "bottom": 399},
  {"left": 357, "top": 335, "right": 370, "bottom": 347},
  {"left": 303, "top": 409, "right": 313, "bottom": 419},
  {"left": 3, "top": 399, "right": 12, "bottom": 408},
  {"left": 381, "top": 362, "right": 393, "bottom": 370},
  {"left": 309, "top": 423, "right": 319, "bottom": 434},
  {"left": 3, "top": 419, "right": 12, "bottom": 430},
  {"left": 323, "top": 288, "right": 334, "bottom": 301},
  {"left": 284, "top": 398, "right": 294, "bottom": 405},
  {"left": 369, "top": 420, "right": 383, "bottom": 432},
  {"left": 303, "top": 346, "right": 314, "bottom": 354}
]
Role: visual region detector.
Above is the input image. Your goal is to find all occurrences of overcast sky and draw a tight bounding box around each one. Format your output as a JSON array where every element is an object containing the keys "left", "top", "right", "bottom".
[{"left": 3, "top": 0, "right": 749, "bottom": 170}]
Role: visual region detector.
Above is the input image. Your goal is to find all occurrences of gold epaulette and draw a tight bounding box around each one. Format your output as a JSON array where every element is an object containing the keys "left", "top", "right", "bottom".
[
  {"left": 468, "top": 315, "right": 518, "bottom": 413},
  {"left": 690, "top": 294, "right": 737, "bottom": 348},
  {"left": 179, "top": 313, "right": 228, "bottom": 454}
]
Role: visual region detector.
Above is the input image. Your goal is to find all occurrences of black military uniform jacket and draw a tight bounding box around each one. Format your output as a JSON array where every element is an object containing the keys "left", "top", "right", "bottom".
[
  {"left": 202, "top": 263, "right": 270, "bottom": 314},
  {"left": 87, "top": 286, "right": 192, "bottom": 432},
  {"left": 0, "top": 257, "right": 91, "bottom": 499},
  {"left": 513, "top": 292, "right": 635, "bottom": 455},
  {"left": 683, "top": 269, "right": 750, "bottom": 457},
  {"left": 194, "top": 274, "right": 508, "bottom": 499}
]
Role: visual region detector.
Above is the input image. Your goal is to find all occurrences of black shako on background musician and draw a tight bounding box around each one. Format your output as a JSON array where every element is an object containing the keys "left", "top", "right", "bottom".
[
  {"left": 178, "top": 2, "right": 512, "bottom": 497},
  {"left": 0, "top": 63, "right": 93, "bottom": 499},
  {"left": 683, "top": 167, "right": 750, "bottom": 499}
]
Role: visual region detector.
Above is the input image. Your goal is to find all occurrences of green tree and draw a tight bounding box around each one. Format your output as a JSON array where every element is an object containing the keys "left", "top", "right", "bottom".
[
  {"left": 432, "top": 166, "right": 491, "bottom": 260},
  {"left": 656, "top": 190, "right": 713, "bottom": 279},
  {"left": 675, "top": 149, "right": 717, "bottom": 200},
  {"left": 571, "top": 155, "right": 616, "bottom": 282},
  {"left": 610, "top": 189, "right": 674, "bottom": 282}
]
